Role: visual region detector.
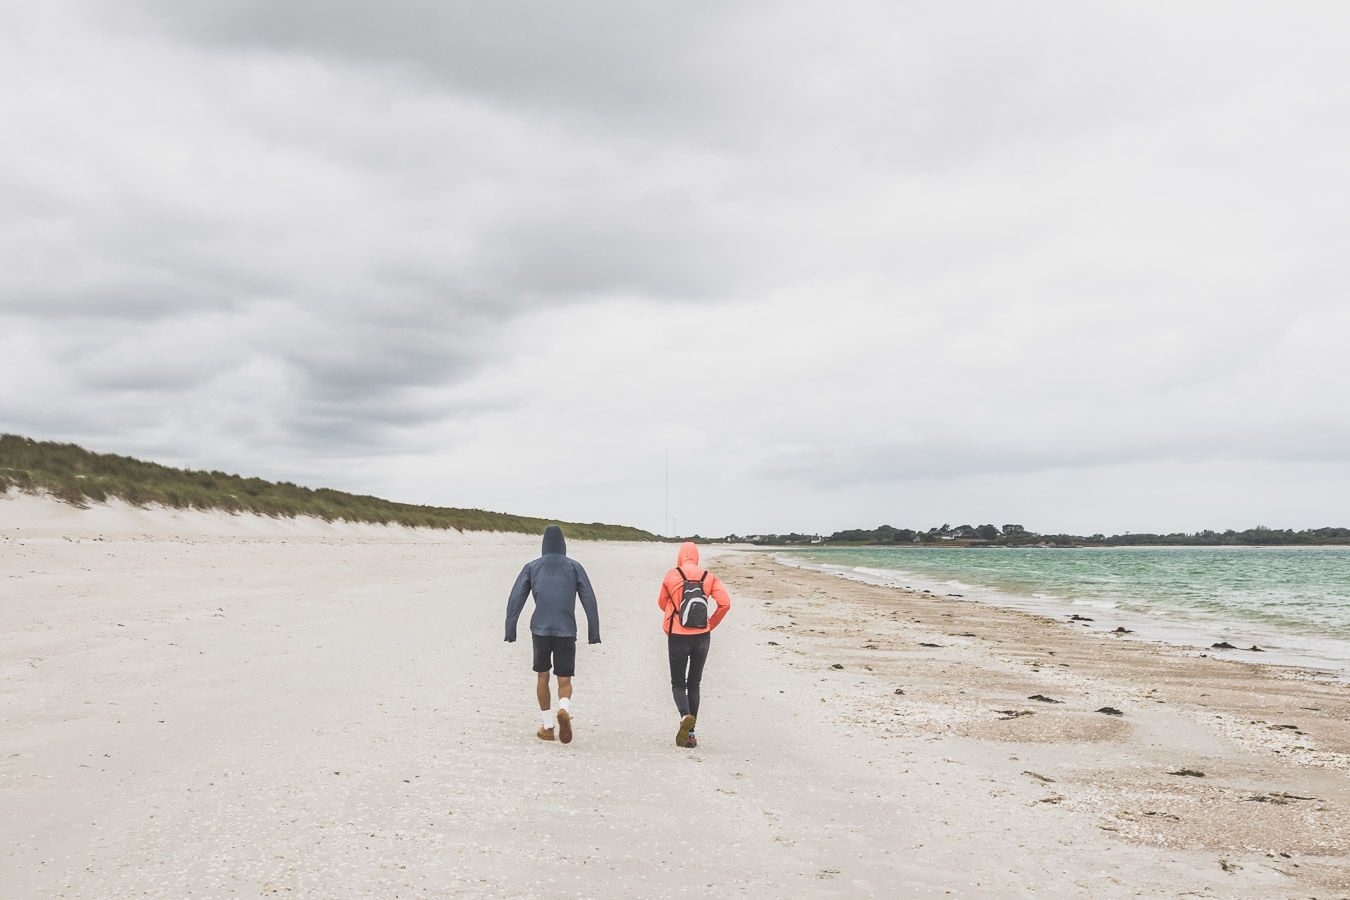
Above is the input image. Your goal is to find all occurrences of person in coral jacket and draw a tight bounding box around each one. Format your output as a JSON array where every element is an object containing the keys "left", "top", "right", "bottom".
[{"left": 657, "top": 542, "right": 731, "bottom": 748}]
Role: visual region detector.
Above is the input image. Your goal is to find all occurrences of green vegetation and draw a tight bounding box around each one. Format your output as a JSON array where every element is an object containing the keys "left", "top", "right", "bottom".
[
  {"left": 0, "top": 434, "right": 658, "bottom": 542},
  {"left": 738, "top": 522, "right": 1350, "bottom": 547}
]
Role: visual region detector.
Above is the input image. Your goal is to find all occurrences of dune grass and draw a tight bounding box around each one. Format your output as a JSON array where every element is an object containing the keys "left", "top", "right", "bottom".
[{"left": 0, "top": 434, "right": 658, "bottom": 541}]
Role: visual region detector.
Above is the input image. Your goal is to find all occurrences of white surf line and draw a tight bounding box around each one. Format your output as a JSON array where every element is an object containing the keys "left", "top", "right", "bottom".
[{"left": 771, "top": 552, "right": 1350, "bottom": 681}]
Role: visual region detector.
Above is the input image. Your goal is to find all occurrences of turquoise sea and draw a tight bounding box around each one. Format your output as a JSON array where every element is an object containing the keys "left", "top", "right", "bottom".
[{"left": 780, "top": 546, "right": 1350, "bottom": 675}]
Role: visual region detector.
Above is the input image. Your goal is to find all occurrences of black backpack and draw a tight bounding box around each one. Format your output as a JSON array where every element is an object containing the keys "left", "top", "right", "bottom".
[{"left": 671, "top": 566, "right": 711, "bottom": 630}]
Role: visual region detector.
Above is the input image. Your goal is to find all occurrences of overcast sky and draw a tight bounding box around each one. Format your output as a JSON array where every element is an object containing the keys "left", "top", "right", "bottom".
[{"left": 3, "top": 1, "right": 1348, "bottom": 537}]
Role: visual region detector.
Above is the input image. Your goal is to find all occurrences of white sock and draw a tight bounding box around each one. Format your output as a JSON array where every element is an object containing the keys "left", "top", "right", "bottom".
[
  {"left": 558, "top": 697, "right": 571, "bottom": 714},
  {"left": 541, "top": 709, "right": 555, "bottom": 729}
]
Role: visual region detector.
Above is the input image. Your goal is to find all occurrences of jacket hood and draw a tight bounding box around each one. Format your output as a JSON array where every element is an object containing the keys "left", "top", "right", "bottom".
[
  {"left": 676, "top": 541, "right": 699, "bottom": 568},
  {"left": 542, "top": 525, "right": 566, "bottom": 556}
]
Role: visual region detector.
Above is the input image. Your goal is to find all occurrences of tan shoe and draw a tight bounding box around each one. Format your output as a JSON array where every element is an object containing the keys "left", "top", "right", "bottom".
[
  {"left": 676, "top": 714, "right": 696, "bottom": 747},
  {"left": 557, "top": 708, "right": 573, "bottom": 744},
  {"left": 537, "top": 726, "right": 556, "bottom": 741}
]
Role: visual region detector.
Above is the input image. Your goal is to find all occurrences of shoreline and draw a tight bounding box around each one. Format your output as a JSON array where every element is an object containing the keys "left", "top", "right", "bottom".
[{"left": 775, "top": 547, "right": 1350, "bottom": 681}]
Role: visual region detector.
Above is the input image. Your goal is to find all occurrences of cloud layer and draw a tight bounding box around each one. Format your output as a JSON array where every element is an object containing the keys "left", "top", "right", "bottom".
[{"left": 3, "top": 1, "right": 1348, "bottom": 535}]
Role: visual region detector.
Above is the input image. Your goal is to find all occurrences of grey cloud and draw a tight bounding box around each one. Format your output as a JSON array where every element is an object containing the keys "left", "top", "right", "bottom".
[
  {"left": 127, "top": 0, "right": 742, "bottom": 123},
  {"left": 478, "top": 201, "right": 747, "bottom": 302},
  {"left": 3, "top": 1, "right": 1349, "bottom": 535},
  {"left": 126, "top": 0, "right": 1350, "bottom": 171}
]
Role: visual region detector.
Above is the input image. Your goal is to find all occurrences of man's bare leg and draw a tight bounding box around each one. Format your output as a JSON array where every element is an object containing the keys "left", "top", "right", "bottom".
[
  {"left": 537, "top": 671, "right": 552, "bottom": 711},
  {"left": 535, "top": 672, "right": 555, "bottom": 740},
  {"left": 556, "top": 676, "right": 574, "bottom": 744}
]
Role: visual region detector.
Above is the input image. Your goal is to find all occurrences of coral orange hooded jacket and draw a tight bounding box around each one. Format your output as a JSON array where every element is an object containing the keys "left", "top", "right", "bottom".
[{"left": 658, "top": 542, "right": 731, "bottom": 635}]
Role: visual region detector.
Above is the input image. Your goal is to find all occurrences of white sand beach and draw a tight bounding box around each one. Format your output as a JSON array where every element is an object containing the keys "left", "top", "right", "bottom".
[{"left": 3, "top": 493, "right": 1347, "bottom": 898}]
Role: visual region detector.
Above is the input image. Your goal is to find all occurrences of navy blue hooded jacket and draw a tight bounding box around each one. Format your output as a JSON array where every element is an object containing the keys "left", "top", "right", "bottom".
[{"left": 505, "top": 525, "right": 601, "bottom": 644}]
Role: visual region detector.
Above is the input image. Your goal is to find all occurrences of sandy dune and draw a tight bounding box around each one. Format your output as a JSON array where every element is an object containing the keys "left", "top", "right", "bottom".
[{"left": 3, "top": 494, "right": 1347, "bottom": 897}]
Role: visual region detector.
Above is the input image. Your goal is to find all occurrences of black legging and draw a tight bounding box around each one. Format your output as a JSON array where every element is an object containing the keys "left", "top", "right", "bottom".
[{"left": 668, "top": 632, "right": 711, "bottom": 718}]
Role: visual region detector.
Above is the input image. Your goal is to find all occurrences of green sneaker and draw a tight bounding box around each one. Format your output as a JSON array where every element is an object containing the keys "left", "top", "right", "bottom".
[{"left": 675, "top": 714, "right": 696, "bottom": 747}]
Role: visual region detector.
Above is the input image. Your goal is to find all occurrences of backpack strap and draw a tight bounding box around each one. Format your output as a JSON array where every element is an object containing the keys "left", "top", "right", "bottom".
[
  {"left": 675, "top": 566, "right": 707, "bottom": 588},
  {"left": 667, "top": 567, "right": 685, "bottom": 633}
]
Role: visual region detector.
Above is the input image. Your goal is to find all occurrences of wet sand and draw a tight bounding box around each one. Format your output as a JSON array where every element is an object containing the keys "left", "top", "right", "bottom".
[{"left": 726, "top": 552, "right": 1350, "bottom": 896}]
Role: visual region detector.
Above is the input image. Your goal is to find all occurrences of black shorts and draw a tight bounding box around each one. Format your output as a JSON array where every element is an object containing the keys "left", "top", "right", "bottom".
[{"left": 531, "top": 634, "right": 577, "bottom": 677}]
